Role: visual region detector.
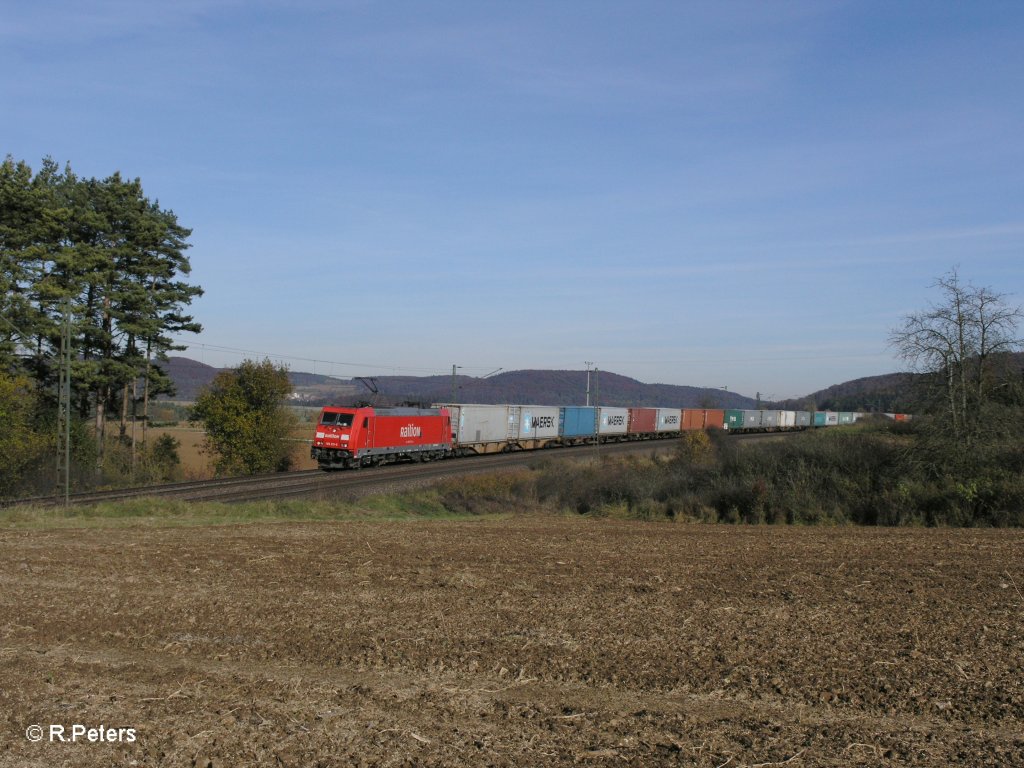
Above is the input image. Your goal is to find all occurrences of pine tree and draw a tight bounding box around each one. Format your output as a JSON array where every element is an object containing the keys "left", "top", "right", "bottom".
[{"left": 0, "top": 156, "right": 203, "bottom": 486}]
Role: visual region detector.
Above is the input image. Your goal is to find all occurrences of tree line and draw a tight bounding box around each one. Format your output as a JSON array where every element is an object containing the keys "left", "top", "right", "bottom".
[{"left": 0, "top": 156, "right": 202, "bottom": 494}]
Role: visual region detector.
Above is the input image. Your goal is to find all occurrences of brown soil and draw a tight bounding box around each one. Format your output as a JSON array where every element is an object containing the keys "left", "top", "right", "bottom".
[{"left": 2, "top": 519, "right": 1022, "bottom": 767}]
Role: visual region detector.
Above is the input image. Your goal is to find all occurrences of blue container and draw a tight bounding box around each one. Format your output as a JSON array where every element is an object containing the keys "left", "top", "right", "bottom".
[
  {"left": 813, "top": 412, "right": 827, "bottom": 427},
  {"left": 560, "top": 407, "right": 597, "bottom": 438}
]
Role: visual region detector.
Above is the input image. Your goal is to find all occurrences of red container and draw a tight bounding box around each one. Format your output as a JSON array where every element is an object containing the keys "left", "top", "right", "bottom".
[
  {"left": 703, "top": 409, "right": 725, "bottom": 430},
  {"left": 627, "top": 408, "right": 658, "bottom": 434},
  {"left": 681, "top": 409, "right": 704, "bottom": 431},
  {"left": 682, "top": 409, "right": 725, "bottom": 430}
]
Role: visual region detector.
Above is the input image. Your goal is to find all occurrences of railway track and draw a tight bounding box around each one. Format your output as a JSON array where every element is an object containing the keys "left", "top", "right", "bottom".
[{"left": 5, "top": 432, "right": 788, "bottom": 508}]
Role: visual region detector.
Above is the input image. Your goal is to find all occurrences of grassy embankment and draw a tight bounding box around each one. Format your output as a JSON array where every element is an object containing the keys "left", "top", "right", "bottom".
[{"left": 5, "top": 419, "right": 1022, "bottom": 529}]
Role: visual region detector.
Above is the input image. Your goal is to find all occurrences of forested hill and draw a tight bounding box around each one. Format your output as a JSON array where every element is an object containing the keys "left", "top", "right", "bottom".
[
  {"left": 167, "top": 356, "right": 969, "bottom": 412},
  {"left": 392, "top": 369, "right": 756, "bottom": 409},
  {"left": 775, "top": 373, "right": 920, "bottom": 413},
  {"left": 774, "top": 352, "right": 1024, "bottom": 413},
  {"left": 163, "top": 358, "right": 757, "bottom": 409}
]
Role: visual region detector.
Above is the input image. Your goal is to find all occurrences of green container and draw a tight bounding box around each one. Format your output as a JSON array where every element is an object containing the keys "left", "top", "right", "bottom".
[
  {"left": 724, "top": 409, "right": 744, "bottom": 430},
  {"left": 813, "top": 412, "right": 827, "bottom": 427}
]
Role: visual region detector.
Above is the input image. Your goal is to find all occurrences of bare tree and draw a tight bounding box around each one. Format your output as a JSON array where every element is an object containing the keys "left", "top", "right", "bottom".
[{"left": 889, "top": 269, "right": 1022, "bottom": 448}]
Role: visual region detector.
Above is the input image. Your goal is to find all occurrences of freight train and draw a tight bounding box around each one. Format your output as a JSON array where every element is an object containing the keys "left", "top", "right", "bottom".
[{"left": 310, "top": 402, "right": 879, "bottom": 471}]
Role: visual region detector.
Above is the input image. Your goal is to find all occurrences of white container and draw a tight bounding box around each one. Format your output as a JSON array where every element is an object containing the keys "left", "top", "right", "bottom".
[
  {"left": 655, "top": 408, "right": 682, "bottom": 432},
  {"left": 598, "top": 407, "right": 629, "bottom": 435}
]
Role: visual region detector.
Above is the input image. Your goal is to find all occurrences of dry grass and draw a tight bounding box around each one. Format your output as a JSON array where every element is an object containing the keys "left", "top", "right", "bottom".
[{"left": 145, "top": 424, "right": 318, "bottom": 479}]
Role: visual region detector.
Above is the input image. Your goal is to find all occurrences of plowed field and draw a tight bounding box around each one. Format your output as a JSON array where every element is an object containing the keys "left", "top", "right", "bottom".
[{"left": 2, "top": 518, "right": 1022, "bottom": 767}]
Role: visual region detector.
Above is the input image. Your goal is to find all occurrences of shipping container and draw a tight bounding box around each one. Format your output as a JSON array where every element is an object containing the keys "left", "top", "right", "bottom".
[
  {"left": 519, "top": 406, "right": 561, "bottom": 440},
  {"left": 628, "top": 408, "right": 658, "bottom": 435},
  {"left": 683, "top": 409, "right": 725, "bottom": 430},
  {"left": 443, "top": 404, "right": 515, "bottom": 445},
  {"left": 825, "top": 412, "right": 839, "bottom": 426},
  {"left": 723, "top": 409, "right": 744, "bottom": 430},
  {"left": 761, "top": 410, "right": 781, "bottom": 429},
  {"left": 560, "top": 406, "right": 597, "bottom": 438},
  {"left": 433, "top": 403, "right": 563, "bottom": 452},
  {"left": 780, "top": 411, "right": 797, "bottom": 429},
  {"left": 598, "top": 407, "right": 630, "bottom": 435},
  {"left": 703, "top": 409, "right": 725, "bottom": 430},
  {"left": 838, "top": 412, "right": 856, "bottom": 425},
  {"left": 795, "top": 411, "right": 811, "bottom": 428},
  {"left": 655, "top": 408, "right": 682, "bottom": 432},
  {"left": 813, "top": 412, "right": 827, "bottom": 427},
  {"left": 742, "top": 410, "right": 765, "bottom": 429}
]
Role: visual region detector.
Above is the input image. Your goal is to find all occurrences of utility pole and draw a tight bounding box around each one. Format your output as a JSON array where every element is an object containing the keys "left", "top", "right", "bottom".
[
  {"left": 585, "top": 361, "right": 593, "bottom": 406},
  {"left": 450, "top": 364, "right": 461, "bottom": 404},
  {"left": 593, "top": 367, "right": 600, "bottom": 458},
  {"left": 56, "top": 299, "right": 72, "bottom": 506}
]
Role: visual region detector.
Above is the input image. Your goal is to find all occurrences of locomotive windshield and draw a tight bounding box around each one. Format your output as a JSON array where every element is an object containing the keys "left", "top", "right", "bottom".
[{"left": 320, "top": 412, "right": 355, "bottom": 427}]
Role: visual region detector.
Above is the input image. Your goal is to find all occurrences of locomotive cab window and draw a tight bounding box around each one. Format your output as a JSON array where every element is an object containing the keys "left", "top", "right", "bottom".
[{"left": 320, "top": 412, "right": 354, "bottom": 427}]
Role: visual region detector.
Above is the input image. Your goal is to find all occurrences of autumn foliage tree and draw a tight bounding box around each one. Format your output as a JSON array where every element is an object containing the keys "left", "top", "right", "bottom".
[
  {"left": 191, "top": 359, "right": 298, "bottom": 475},
  {"left": 0, "top": 372, "right": 48, "bottom": 497}
]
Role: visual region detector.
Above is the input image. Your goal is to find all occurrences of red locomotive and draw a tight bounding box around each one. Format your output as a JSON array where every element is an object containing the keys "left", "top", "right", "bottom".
[{"left": 311, "top": 406, "right": 453, "bottom": 470}]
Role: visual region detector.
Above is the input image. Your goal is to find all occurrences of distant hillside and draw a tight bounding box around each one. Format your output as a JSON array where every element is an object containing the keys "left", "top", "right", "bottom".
[
  {"left": 774, "top": 373, "right": 919, "bottom": 413},
  {"left": 162, "top": 357, "right": 219, "bottom": 401},
  {"left": 165, "top": 355, "right": 962, "bottom": 412},
  {"left": 363, "top": 369, "right": 756, "bottom": 409},
  {"left": 774, "top": 352, "right": 1024, "bottom": 413},
  {"left": 161, "top": 358, "right": 756, "bottom": 409}
]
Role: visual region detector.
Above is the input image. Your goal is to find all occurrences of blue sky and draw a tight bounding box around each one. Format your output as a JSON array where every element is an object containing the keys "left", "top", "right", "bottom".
[{"left": 4, "top": 1, "right": 1022, "bottom": 399}]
